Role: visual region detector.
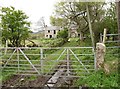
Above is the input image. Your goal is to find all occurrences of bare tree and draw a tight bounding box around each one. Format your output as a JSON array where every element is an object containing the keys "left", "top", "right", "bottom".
[{"left": 36, "top": 17, "right": 46, "bottom": 28}]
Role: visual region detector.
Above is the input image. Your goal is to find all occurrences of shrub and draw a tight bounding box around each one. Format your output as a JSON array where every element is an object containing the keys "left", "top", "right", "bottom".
[{"left": 57, "top": 28, "right": 68, "bottom": 39}]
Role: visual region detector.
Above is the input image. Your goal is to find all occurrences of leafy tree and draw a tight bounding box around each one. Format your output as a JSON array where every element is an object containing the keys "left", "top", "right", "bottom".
[
  {"left": 51, "top": 2, "right": 118, "bottom": 44},
  {"left": 104, "top": 3, "right": 117, "bottom": 34},
  {"left": 50, "top": 16, "right": 68, "bottom": 27},
  {"left": 57, "top": 28, "right": 68, "bottom": 39},
  {"left": 93, "top": 2, "right": 118, "bottom": 43},
  {"left": 51, "top": 2, "right": 106, "bottom": 42},
  {"left": 0, "top": 6, "right": 30, "bottom": 47}
]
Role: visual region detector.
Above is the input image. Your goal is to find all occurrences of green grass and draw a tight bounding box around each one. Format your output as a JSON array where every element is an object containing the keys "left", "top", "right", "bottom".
[
  {"left": 1, "top": 71, "right": 16, "bottom": 82},
  {"left": 26, "top": 38, "right": 66, "bottom": 47},
  {"left": 74, "top": 69, "right": 118, "bottom": 87},
  {"left": 41, "top": 39, "right": 94, "bottom": 76},
  {"left": 63, "top": 38, "right": 92, "bottom": 47},
  {"left": 73, "top": 42, "right": 119, "bottom": 87},
  {"left": 26, "top": 75, "right": 37, "bottom": 81},
  {"left": 1, "top": 37, "right": 119, "bottom": 87}
]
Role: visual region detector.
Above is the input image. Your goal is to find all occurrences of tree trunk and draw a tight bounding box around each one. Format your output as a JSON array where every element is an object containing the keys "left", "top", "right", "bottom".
[
  {"left": 24, "top": 40, "right": 25, "bottom": 47},
  {"left": 86, "top": 4, "right": 95, "bottom": 50},
  {"left": 116, "top": 0, "right": 120, "bottom": 45},
  {"left": 4, "top": 40, "right": 8, "bottom": 55},
  {"left": 79, "top": 31, "right": 84, "bottom": 41},
  {"left": 116, "top": 1, "right": 120, "bottom": 45}
]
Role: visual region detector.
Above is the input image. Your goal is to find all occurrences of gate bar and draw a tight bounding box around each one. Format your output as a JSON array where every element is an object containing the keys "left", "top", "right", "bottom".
[
  {"left": 17, "top": 48, "right": 20, "bottom": 73},
  {"left": 19, "top": 48, "right": 40, "bottom": 75},
  {"left": 3, "top": 49, "right": 16, "bottom": 68},
  {"left": 69, "top": 49, "right": 89, "bottom": 73}
]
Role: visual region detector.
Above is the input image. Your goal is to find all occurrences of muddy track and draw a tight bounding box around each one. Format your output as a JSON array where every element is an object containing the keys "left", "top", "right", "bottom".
[
  {"left": 2, "top": 60, "right": 76, "bottom": 88},
  {"left": 2, "top": 75, "right": 24, "bottom": 87},
  {"left": 2, "top": 75, "right": 49, "bottom": 88},
  {"left": 44, "top": 61, "right": 76, "bottom": 88}
]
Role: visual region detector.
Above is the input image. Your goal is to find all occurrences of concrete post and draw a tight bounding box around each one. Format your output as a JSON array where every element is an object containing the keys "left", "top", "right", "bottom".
[
  {"left": 96, "top": 28, "right": 107, "bottom": 70},
  {"left": 96, "top": 43, "right": 106, "bottom": 69}
]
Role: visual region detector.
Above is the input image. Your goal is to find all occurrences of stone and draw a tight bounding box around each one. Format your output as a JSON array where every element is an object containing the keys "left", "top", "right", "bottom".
[{"left": 96, "top": 43, "right": 106, "bottom": 69}]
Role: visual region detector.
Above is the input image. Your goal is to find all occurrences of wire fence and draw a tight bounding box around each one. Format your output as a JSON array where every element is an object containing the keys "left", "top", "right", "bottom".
[
  {"left": 100, "top": 33, "right": 120, "bottom": 70},
  {"left": 100, "top": 33, "right": 120, "bottom": 46}
]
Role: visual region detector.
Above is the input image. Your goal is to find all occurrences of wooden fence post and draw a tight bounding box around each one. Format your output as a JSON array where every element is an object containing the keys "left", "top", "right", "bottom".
[{"left": 103, "top": 28, "right": 107, "bottom": 44}]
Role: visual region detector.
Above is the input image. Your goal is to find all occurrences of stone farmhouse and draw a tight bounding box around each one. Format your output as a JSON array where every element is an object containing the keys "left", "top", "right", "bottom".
[
  {"left": 69, "top": 23, "right": 78, "bottom": 38},
  {"left": 44, "top": 26, "right": 62, "bottom": 38},
  {"left": 69, "top": 27, "right": 78, "bottom": 38},
  {"left": 44, "top": 24, "right": 79, "bottom": 38}
]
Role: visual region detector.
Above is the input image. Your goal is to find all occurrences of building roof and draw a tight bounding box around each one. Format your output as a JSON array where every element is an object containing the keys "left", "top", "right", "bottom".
[{"left": 45, "top": 26, "right": 62, "bottom": 31}]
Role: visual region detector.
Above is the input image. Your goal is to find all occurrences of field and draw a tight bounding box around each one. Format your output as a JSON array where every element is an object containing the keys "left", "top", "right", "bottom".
[{"left": 1, "top": 37, "right": 119, "bottom": 87}]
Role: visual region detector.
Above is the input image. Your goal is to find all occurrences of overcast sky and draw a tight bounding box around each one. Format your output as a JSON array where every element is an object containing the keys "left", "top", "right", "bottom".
[{"left": 0, "top": 0, "right": 57, "bottom": 26}]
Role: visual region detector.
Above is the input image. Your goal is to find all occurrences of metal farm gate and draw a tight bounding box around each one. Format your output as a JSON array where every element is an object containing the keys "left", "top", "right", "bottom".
[
  {"left": 1, "top": 34, "right": 119, "bottom": 78},
  {"left": 1, "top": 47, "right": 95, "bottom": 78}
]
